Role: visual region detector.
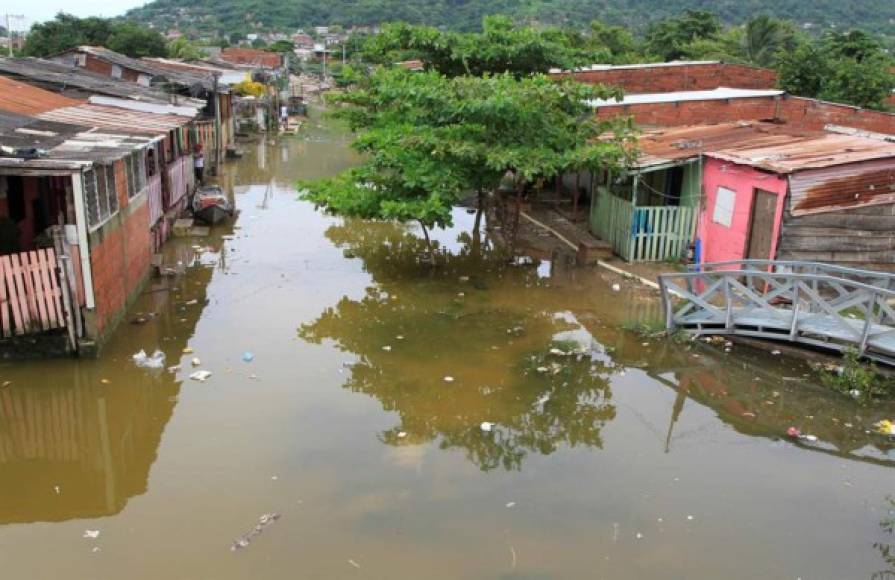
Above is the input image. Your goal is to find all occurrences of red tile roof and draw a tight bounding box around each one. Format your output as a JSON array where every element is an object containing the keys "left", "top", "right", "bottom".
[{"left": 219, "top": 48, "right": 283, "bottom": 69}]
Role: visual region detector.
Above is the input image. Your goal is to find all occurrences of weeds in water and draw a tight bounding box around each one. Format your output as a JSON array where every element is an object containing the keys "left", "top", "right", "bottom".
[
  {"left": 817, "top": 348, "right": 894, "bottom": 405},
  {"left": 623, "top": 321, "right": 691, "bottom": 344}
]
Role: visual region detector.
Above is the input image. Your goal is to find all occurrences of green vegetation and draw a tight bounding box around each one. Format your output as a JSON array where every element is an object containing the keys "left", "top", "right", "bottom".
[
  {"left": 23, "top": 13, "right": 167, "bottom": 58},
  {"left": 299, "top": 64, "right": 635, "bottom": 237},
  {"left": 817, "top": 349, "right": 895, "bottom": 405},
  {"left": 124, "top": 0, "right": 895, "bottom": 37}
]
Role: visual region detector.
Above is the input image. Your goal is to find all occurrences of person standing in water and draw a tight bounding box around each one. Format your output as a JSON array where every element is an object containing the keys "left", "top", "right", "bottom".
[{"left": 194, "top": 144, "right": 205, "bottom": 184}]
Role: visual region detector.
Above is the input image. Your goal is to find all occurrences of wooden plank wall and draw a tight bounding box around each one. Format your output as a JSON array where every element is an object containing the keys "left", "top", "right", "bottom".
[
  {"left": 0, "top": 249, "right": 66, "bottom": 337},
  {"left": 778, "top": 201, "right": 895, "bottom": 265}
]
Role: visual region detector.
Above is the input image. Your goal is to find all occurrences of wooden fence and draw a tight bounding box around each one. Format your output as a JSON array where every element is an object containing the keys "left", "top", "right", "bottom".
[
  {"left": 591, "top": 189, "right": 697, "bottom": 262},
  {"left": 0, "top": 249, "right": 66, "bottom": 337}
]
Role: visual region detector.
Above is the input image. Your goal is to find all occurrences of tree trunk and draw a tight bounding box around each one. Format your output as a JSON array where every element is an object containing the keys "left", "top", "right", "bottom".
[
  {"left": 471, "top": 190, "right": 485, "bottom": 260},
  {"left": 511, "top": 182, "right": 523, "bottom": 254},
  {"left": 572, "top": 172, "right": 581, "bottom": 221},
  {"left": 419, "top": 221, "right": 435, "bottom": 262}
]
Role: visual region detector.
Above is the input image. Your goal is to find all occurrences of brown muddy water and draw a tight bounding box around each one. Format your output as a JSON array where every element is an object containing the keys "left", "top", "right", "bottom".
[{"left": 1, "top": 112, "right": 894, "bottom": 580}]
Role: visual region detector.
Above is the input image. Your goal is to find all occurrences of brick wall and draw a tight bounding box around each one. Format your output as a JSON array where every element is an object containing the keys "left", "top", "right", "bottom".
[
  {"left": 86, "top": 189, "right": 151, "bottom": 341},
  {"left": 596, "top": 94, "right": 895, "bottom": 135},
  {"left": 553, "top": 63, "right": 778, "bottom": 93}
]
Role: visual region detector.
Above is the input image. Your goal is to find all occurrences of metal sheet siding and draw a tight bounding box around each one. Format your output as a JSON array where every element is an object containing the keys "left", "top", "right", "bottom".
[{"left": 789, "top": 158, "right": 895, "bottom": 216}]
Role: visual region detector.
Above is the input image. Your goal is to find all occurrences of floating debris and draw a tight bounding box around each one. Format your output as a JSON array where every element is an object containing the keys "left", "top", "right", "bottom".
[
  {"left": 397, "top": 431, "right": 407, "bottom": 439},
  {"left": 83, "top": 530, "right": 100, "bottom": 539},
  {"left": 480, "top": 422, "right": 493, "bottom": 432},
  {"left": 382, "top": 345, "right": 392, "bottom": 352},
  {"left": 191, "top": 357, "right": 202, "bottom": 367},
  {"left": 230, "top": 513, "right": 281, "bottom": 552},
  {"left": 132, "top": 349, "right": 166, "bottom": 369},
  {"left": 875, "top": 420, "right": 895, "bottom": 436},
  {"left": 348, "top": 559, "right": 361, "bottom": 569},
  {"left": 443, "top": 376, "right": 455, "bottom": 383},
  {"left": 505, "top": 502, "right": 516, "bottom": 508},
  {"left": 611, "top": 283, "right": 621, "bottom": 292},
  {"left": 190, "top": 370, "right": 212, "bottom": 382},
  {"left": 242, "top": 352, "right": 255, "bottom": 362}
]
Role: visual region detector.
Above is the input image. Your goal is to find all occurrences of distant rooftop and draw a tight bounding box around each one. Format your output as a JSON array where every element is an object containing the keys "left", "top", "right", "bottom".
[
  {"left": 550, "top": 60, "right": 720, "bottom": 74},
  {"left": 587, "top": 87, "right": 785, "bottom": 108}
]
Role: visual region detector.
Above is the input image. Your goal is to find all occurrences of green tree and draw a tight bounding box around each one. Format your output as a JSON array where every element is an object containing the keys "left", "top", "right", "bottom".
[
  {"left": 363, "top": 15, "right": 599, "bottom": 78},
  {"left": 107, "top": 22, "right": 168, "bottom": 57},
  {"left": 587, "top": 20, "right": 641, "bottom": 63},
  {"left": 821, "top": 56, "right": 895, "bottom": 109},
  {"left": 167, "top": 37, "right": 208, "bottom": 59},
  {"left": 777, "top": 39, "right": 833, "bottom": 98},
  {"left": 645, "top": 10, "right": 721, "bottom": 61},
  {"left": 299, "top": 67, "right": 635, "bottom": 246},
  {"left": 743, "top": 15, "right": 798, "bottom": 67},
  {"left": 23, "top": 13, "right": 166, "bottom": 58},
  {"left": 267, "top": 39, "right": 295, "bottom": 53},
  {"left": 23, "top": 13, "right": 114, "bottom": 57}
]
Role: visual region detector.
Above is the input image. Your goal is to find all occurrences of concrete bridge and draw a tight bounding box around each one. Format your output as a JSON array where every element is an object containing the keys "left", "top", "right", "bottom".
[{"left": 658, "top": 260, "right": 895, "bottom": 366}]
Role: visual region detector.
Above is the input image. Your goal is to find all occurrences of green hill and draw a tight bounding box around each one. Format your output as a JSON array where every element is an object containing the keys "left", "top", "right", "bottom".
[{"left": 125, "top": 0, "right": 895, "bottom": 36}]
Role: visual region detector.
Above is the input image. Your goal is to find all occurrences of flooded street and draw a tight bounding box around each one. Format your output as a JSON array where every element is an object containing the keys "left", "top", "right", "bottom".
[{"left": 2, "top": 112, "right": 895, "bottom": 580}]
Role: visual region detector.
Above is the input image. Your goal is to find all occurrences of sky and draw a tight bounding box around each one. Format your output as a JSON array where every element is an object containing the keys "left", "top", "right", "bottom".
[{"left": 1, "top": 0, "right": 148, "bottom": 29}]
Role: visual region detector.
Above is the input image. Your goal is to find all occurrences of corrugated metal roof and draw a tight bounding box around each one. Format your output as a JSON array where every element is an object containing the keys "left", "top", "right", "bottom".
[
  {"left": 709, "top": 133, "right": 895, "bottom": 172},
  {"left": 551, "top": 60, "right": 720, "bottom": 73},
  {"left": 587, "top": 87, "right": 784, "bottom": 108},
  {"left": 0, "top": 58, "right": 206, "bottom": 107},
  {"left": 0, "top": 76, "right": 81, "bottom": 115},
  {"left": 87, "top": 95, "right": 200, "bottom": 117},
  {"left": 633, "top": 121, "right": 817, "bottom": 169},
  {"left": 789, "top": 158, "right": 895, "bottom": 216},
  {"left": 57, "top": 47, "right": 223, "bottom": 93},
  {"left": 37, "top": 104, "right": 193, "bottom": 134}
]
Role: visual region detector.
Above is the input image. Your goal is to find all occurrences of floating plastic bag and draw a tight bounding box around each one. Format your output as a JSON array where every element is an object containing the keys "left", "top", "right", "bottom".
[{"left": 133, "top": 349, "right": 166, "bottom": 369}]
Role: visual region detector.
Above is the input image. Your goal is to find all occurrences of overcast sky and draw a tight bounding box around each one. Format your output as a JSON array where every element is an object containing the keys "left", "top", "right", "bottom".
[{"left": 3, "top": 0, "right": 148, "bottom": 30}]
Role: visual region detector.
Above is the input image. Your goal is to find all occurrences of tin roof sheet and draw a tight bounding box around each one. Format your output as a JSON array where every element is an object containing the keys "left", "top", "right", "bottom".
[
  {"left": 0, "top": 76, "right": 82, "bottom": 115},
  {"left": 587, "top": 87, "right": 784, "bottom": 108}
]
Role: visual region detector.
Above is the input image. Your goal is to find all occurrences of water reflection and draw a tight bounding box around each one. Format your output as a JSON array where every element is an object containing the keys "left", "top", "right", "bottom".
[
  {"left": 300, "top": 220, "right": 616, "bottom": 470},
  {"left": 0, "top": 229, "right": 228, "bottom": 524}
]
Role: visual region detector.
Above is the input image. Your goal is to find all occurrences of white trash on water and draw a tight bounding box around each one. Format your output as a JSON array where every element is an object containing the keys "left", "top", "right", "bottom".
[
  {"left": 83, "top": 530, "right": 100, "bottom": 539},
  {"left": 480, "top": 422, "right": 494, "bottom": 432},
  {"left": 132, "top": 349, "right": 166, "bottom": 369},
  {"left": 189, "top": 370, "right": 212, "bottom": 382}
]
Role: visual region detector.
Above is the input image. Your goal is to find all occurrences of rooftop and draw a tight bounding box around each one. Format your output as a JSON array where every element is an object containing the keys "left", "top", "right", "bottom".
[
  {"left": 218, "top": 48, "right": 284, "bottom": 69},
  {"left": 0, "top": 76, "right": 81, "bottom": 115},
  {"left": 632, "top": 121, "right": 895, "bottom": 172},
  {"left": 0, "top": 57, "right": 206, "bottom": 107},
  {"left": 587, "top": 87, "right": 785, "bottom": 108},
  {"left": 551, "top": 60, "right": 721, "bottom": 73}
]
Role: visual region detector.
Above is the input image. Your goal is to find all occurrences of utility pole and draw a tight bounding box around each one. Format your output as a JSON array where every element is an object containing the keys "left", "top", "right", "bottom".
[
  {"left": 5, "top": 14, "right": 24, "bottom": 57},
  {"left": 341, "top": 41, "right": 346, "bottom": 66}
]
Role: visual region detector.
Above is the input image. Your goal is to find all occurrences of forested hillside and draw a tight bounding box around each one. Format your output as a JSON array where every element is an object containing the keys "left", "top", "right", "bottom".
[{"left": 125, "top": 0, "right": 895, "bottom": 36}]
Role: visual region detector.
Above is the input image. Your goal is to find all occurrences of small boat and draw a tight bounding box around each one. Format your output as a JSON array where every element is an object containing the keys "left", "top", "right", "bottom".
[{"left": 192, "top": 186, "right": 234, "bottom": 225}]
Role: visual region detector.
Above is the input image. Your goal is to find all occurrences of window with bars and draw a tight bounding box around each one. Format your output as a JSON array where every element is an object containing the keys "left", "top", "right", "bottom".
[
  {"left": 125, "top": 151, "right": 146, "bottom": 198},
  {"left": 83, "top": 165, "right": 120, "bottom": 229}
]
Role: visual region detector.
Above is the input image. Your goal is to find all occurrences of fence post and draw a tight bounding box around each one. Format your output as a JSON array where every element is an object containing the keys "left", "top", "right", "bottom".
[{"left": 723, "top": 276, "right": 733, "bottom": 331}]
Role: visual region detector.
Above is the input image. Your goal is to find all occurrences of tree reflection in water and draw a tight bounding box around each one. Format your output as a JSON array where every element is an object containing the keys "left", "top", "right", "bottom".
[{"left": 299, "top": 219, "right": 616, "bottom": 471}]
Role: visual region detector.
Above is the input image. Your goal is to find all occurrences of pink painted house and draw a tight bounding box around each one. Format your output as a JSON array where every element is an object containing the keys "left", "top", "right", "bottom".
[{"left": 697, "top": 156, "right": 788, "bottom": 265}]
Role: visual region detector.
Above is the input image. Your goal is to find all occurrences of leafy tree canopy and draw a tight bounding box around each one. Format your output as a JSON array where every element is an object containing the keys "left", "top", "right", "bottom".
[
  {"left": 23, "top": 13, "right": 166, "bottom": 58},
  {"left": 300, "top": 67, "right": 636, "bottom": 229},
  {"left": 166, "top": 37, "right": 208, "bottom": 60}
]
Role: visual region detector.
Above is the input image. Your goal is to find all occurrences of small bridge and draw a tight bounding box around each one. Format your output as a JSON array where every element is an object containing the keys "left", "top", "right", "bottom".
[{"left": 657, "top": 260, "right": 895, "bottom": 366}]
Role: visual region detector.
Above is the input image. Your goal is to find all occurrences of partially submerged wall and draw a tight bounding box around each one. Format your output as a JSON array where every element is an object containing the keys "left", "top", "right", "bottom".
[{"left": 553, "top": 63, "right": 778, "bottom": 93}]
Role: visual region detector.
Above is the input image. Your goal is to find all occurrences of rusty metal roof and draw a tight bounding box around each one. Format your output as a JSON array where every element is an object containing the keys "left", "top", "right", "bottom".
[
  {"left": 37, "top": 103, "right": 194, "bottom": 134},
  {"left": 219, "top": 48, "right": 283, "bottom": 69},
  {"left": 789, "top": 158, "right": 895, "bottom": 216},
  {"left": 0, "top": 75, "right": 82, "bottom": 115},
  {"left": 0, "top": 57, "right": 207, "bottom": 107},
  {"left": 709, "top": 133, "right": 895, "bottom": 172},
  {"left": 634, "top": 121, "right": 818, "bottom": 169}
]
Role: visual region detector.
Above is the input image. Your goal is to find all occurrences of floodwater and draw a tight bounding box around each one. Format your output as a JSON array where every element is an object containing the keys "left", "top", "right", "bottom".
[{"left": 1, "top": 111, "right": 894, "bottom": 580}]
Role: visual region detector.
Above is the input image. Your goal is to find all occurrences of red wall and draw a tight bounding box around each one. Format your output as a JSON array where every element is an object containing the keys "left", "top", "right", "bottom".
[
  {"left": 87, "top": 161, "right": 151, "bottom": 339},
  {"left": 596, "top": 95, "right": 895, "bottom": 134},
  {"left": 553, "top": 63, "right": 778, "bottom": 93}
]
